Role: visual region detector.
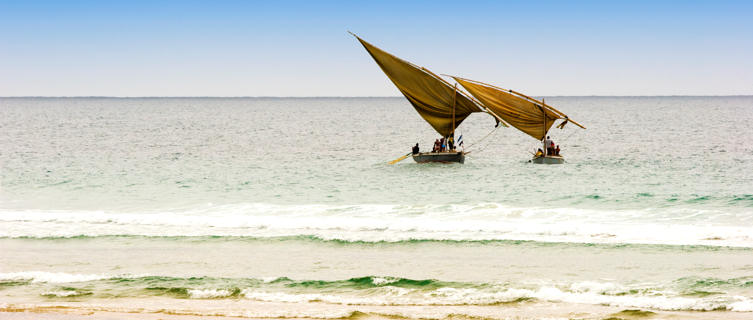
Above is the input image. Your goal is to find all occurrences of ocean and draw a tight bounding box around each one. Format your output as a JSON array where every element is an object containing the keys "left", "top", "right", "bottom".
[{"left": 1, "top": 96, "right": 752, "bottom": 319}]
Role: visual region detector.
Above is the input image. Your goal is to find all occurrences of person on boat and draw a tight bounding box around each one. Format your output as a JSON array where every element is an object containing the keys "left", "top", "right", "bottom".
[
  {"left": 535, "top": 148, "right": 544, "bottom": 157},
  {"left": 448, "top": 135, "right": 454, "bottom": 151},
  {"left": 440, "top": 138, "right": 446, "bottom": 152},
  {"left": 412, "top": 143, "right": 420, "bottom": 155},
  {"left": 432, "top": 139, "right": 440, "bottom": 152},
  {"left": 544, "top": 136, "right": 554, "bottom": 155},
  {"left": 555, "top": 145, "right": 560, "bottom": 156}
]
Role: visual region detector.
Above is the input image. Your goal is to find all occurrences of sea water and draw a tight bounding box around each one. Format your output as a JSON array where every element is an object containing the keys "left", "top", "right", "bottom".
[{"left": 1, "top": 97, "right": 752, "bottom": 319}]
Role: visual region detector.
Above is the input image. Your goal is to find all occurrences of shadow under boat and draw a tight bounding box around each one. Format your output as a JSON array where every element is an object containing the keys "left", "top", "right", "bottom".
[{"left": 412, "top": 151, "right": 465, "bottom": 164}]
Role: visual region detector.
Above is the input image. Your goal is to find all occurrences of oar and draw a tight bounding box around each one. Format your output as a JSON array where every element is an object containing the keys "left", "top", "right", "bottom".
[{"left": 388, "top": 152, "right": 412, "bottom": 165}]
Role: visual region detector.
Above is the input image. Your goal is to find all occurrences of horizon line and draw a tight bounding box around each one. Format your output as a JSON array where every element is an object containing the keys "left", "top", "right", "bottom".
[{"left": 2, "top": 95, "right": 753, "bottom": 99}]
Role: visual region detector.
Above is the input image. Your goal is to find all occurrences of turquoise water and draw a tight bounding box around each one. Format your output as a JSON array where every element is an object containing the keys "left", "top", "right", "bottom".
[
  {"left": 3, "top": 97, "right": 752, "bottom": 210},
  {"left": 1, "top": 97, "right": 752, "bottom": 318}
]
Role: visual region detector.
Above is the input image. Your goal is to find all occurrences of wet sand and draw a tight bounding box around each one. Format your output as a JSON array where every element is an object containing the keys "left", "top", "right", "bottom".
[{"left": 3, "top": 299, "right": 753, "bottom": 320}]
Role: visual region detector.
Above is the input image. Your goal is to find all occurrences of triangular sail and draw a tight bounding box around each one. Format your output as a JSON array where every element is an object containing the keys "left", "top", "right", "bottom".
[
  {"left": 453, "top": 77, "right": 572, "bottom": 141},
  {"left": 353, "top": 35, "right": 482, "bottom": 136}
]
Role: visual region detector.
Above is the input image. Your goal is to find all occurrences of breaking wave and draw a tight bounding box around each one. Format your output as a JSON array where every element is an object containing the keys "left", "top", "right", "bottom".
[
  {"left": 0, "top": 271, "right": 127, "bottom": 284},
  {"left": 3, "top": 272, "right": 752, "bottom": 312},
  {"left": 1, "top": 203, "right": 752, "bottom": 247}
]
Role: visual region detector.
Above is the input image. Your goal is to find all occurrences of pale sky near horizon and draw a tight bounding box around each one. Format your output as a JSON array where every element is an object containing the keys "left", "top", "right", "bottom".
[{"left": 1, "top": 0, "right": 752, "bottom": 97}]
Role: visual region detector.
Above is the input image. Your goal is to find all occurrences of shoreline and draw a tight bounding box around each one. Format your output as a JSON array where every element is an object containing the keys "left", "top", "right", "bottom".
[{"left": 3, "top": 299, "right": 753, "bottom": 320}]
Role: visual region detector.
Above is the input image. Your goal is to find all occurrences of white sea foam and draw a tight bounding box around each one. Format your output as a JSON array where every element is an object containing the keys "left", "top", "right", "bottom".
[
  {"left": 0, "top": 271, "right": 113, "bottom": 283},
  {"left": 40, "top": 290, "right": 84, "bottom": 297},
  {"left": 371, "top": 277, "right": 398, "bottom": 286},
  {"left": 729, "top": 297, "right": 753, "bottom": 312},
  {"left": 569, "top": 281, "right": 622, "bottom": 294},
  {"left": 2, "top": 271, "right": 752, "bottom": 312},
  {"left": 187, "top": 289, "right": 234, "bottom": 298},
  {"left": 241, "top": 290, "right": 347, "bottom": 304},
  {"left": 239, "top": 281, "right": 753, "bottom": 312},
  {"left": 1, "top": 203, "right": 752, "bottom": 247},
  {"left": 241, "top": 286, "right": 418, "bottom": 305}
]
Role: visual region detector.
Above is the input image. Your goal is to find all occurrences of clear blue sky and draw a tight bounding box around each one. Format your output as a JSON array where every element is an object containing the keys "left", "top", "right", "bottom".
[{"left": 1, "top": 0, "right": 751, "bottom": 96}]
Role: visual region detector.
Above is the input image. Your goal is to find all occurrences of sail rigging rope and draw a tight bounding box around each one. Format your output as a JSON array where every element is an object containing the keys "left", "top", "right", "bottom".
[
  {"left": 465, "top": 125, "right": 501, "bottom": 153},
  {"left": 466, "top": 120, "right": 581, "bottom": 156},
  {"left": 562, "top": 126, "right": 581, "bottom": 141}
]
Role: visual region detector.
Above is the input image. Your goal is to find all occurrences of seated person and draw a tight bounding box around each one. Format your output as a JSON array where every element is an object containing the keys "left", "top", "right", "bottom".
[
  {"left": 412, "top": 143, "right": 419, "bottom": 154},
  {"left": 555, "top": 145, "right": 560, "bottom": 156},
  {"left": 535, "top": 148, "right": 544, "bottom": 157}
]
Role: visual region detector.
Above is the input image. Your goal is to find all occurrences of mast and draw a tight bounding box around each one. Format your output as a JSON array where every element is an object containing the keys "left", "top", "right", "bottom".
[
  {"left": 543, "top": 97, "right": 546, "bottom": 140},
  {"left": 540, "top": 99, "right": 547, "bottom": 155},
  {"left": 452, "top": 84, "right": 457, "bottom": 150}
]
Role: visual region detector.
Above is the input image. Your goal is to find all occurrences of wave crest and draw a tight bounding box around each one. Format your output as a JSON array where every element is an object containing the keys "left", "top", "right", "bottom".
[{"left": 1, "top": 203, "right": 752, "bottom": 247}]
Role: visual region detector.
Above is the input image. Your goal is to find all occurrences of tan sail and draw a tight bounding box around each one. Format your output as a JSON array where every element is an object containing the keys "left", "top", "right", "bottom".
[
  {"left": 353, "top": 35, "right": 482, "bottom": 136},
  {"left": 453, "top": 77, "right": 583, "bottom": 141}
]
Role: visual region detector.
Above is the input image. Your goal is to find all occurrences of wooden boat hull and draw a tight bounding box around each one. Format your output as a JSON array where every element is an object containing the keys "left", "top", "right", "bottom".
[
  {"left": 532, "top": 155, "right": 565, "bottom": 164},
  {"left": 412, "top": 151, "right": 465, "bottom": 163}
]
